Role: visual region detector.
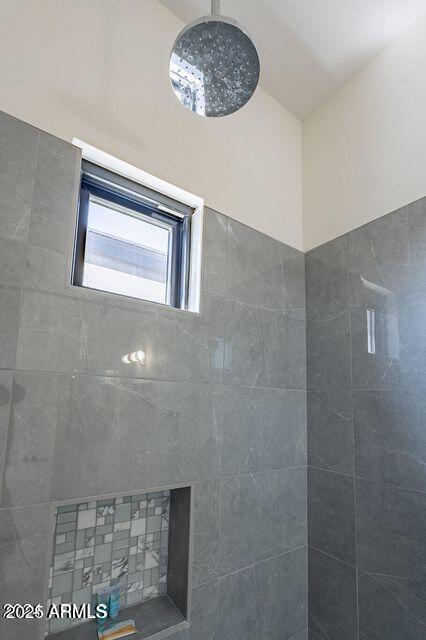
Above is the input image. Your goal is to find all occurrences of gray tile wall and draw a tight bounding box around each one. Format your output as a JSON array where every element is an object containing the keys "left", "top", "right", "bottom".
[
  {"left": 306, "top": 197, "right": 426, "bottom": 640},
  {"left": 0, "top": 112, "right": 308, "bottom": 640}
]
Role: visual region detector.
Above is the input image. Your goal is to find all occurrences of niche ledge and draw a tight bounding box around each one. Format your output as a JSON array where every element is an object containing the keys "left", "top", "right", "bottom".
[{"left": 47, "top": 595, "right": 188, "bottom": 640}]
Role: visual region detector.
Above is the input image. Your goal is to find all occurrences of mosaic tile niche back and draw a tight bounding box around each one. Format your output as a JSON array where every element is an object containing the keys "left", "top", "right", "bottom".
[{"left": 47, "top": 490, "right": 170, "bottom": 635}]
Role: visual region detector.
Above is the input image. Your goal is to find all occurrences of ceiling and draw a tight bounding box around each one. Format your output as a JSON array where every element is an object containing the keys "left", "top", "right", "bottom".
[{"left": 160, "top": 0, "right": 426, "bottom": 119}]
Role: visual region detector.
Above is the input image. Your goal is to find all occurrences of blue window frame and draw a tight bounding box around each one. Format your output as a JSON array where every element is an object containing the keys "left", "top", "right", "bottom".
[{"left": 73, "top": 161, "right": 192, "bottom": 309}]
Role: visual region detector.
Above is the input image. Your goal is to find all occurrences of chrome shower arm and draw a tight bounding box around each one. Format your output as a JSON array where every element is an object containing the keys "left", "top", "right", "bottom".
[{"left": 211, "top": 0, "right": 220, "bottom": 16}]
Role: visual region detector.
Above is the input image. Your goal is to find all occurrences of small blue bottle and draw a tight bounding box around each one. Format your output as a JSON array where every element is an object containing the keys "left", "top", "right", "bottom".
[
  {"left": 97, "top": 590, "right": 110, "bottom": 633},
  {"left": 108, "top": 585, "right": 120, "bottom": 619}
]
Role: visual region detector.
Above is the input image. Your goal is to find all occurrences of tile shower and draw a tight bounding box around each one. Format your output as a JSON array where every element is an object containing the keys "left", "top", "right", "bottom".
[
  {"left": 0, "top": 111, "right": 424, "bottom": 640},
  {"left": 0, "top": 112, "right": 307, "bottom": 640}
]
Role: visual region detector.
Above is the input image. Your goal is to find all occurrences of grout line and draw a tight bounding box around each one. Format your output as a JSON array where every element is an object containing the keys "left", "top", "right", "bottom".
[
  {"left": 307, "top": 464, "right": 354, "bottom": 479},
  {"left": 348, "top": 293, "right": 360, "bottom": 640},
  {"left": 309, "top": 545, "right": 356, "bottom": 571},
  {"left": 218, "top": 543, "right": 308, "bottom": 581},
  {"left": 6, "top": 365, "right": 308, "bottom": 392},
  {"left": 216, "top": 478, "right": 222, "bottom": 636}
]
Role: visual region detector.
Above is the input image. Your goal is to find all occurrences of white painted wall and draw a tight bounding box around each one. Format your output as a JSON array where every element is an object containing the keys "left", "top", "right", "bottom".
[
  {"left": 303, "top": 11, "right": 426, "bottom": 250},
  {"left": 0, "top": 0, "right": 303, "bottom": 249}
]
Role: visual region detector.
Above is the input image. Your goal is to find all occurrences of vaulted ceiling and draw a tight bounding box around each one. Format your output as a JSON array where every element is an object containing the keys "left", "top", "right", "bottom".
[{"left": 160, "top": 0, "right": 426, "bottom": 118}]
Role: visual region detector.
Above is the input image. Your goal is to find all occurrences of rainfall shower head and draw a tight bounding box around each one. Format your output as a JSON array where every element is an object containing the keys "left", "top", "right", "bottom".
[{"left": 169, "top": 0, "right": 260, "bottom": 117}]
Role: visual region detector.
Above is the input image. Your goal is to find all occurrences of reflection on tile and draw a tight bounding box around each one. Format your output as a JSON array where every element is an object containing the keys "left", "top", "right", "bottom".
[
  {"left": 215, "top": 386, "right": 306, "bottom": 476},
  {"left": 17, "top": 273, "right": 225, "bottom": 382},
  {"left": 308, "top": 547, "right": 357, "bottom": 640},
  {"left": 220, "top": 467, "right": 306, "bottom": 574},
  {"left": 308, "top": 468, "right": 356, "bottom": 566},
  {"left": 2, "top": 372, "right": 220, "bottom": 506},
  {"left": 351, "top": 298, "right": 426, "bottom": 390},
  {"left": 348, "top": 200, "right": 426, "bottom": 309}
]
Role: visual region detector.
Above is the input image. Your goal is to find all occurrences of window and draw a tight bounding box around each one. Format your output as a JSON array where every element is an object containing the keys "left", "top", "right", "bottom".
[{"left": 73, "top": 161, "right": 193, "bottom": 308}]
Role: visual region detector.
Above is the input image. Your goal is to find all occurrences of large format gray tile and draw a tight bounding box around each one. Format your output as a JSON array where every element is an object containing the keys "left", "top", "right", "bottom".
[
  {"left": 0, "top": 504, "right": 50, "bottom": 639},
  {"left": 31, "top": 130, "right": 81, "bottom": 214},
  {"left": 218, "top": 564, "right": 256, "bottom": 640},
  {"left": 253, "top": 547, "right": 308, "bottom": 640},
  {"left": 348, "top": 202, "right": 426, "bottom": 391},
  {"left": 218, "top": 548, "right": 307, "bottom": 640},
  {"left": 308, "top": 547, "right": 357, "bottom": 640},
  {"left": 226, "top": 217, "right": 305, "bottom": 313},
  {"left": 224, "top": 300, "right": 305, "bottom": 389},
  {"left": 307, "top": 390, "right": 354, "bottom": 475},
  {"left": 2, "top": 371, "right": 221, "bottom": 506},
  {"left": 354, "top": 390, "right": 426, "bottom": 492},
  {"left": 358, "top": 570, "right": 426, "bottom": 640},
  {"left": 0, "top": 220, "right": 26, "bottom": 371},
  {"left": 351, "top": 296, "right": 426, "bottom": 390},
  {"left": 174, "top": 581, "right": 219, "bottom": 640},
  {"left": 223, "top": 299, "right": 261, "bottom": 387},
  {"left": 308, "top": 467, "right": 356, "bottom": 566},
  {"left": 0, "top": 115, "right": 36, "bottom": 368},
  {"left": 82, "top": 292, "right": 225, "bottom": 382},
  {"left": 306, "top": 311, "right": 351, "bottom": 391},
  {"left": 0, "top": 287, "right": 22, "bottom": 369},
  {"left": 203, "top": 208, "right": 227, "bottom": 297},
  {"left": 348, "top": 200, "right": 426, "bottom": 309},
  {"left": 305, "top": 235, "right": 349, "bottom": 330},
  {"left": 407, "top": 197, "right": 426, "bottom": 268},
  {"left": 0, "top": 112, "right": 39, "bottom": 243},
  {"left": 17, "top": 288, "right": 84, "bottom": 373},
  {"left": 356, "top": 477, "right": 426, "bottom": 602},
  {"left": 17, "top": 274, "right": 226, "bottom": 382},
  {"left": 17, "top": 155, "right": 226, "bottom": 384},
  {"left": 0, "top": 371, "right": 12, "bottom": 497},
  {"left": 219, "top": 467, "right": 306, "bottom": 574},
  {"left": 215, "top": 386, "right": 306, "bottom": 476},
  {"left": 257, "top": 307, "right": 306, "bottom": 389},
  {"left": 27, "top": 131, "right": 80, "bottom": 256},
  {"left": 0, "top": 236, "right": 27, "bottom": 370},
  {"left": 192, "top": 480, "right": 220, "bottom": 587}
]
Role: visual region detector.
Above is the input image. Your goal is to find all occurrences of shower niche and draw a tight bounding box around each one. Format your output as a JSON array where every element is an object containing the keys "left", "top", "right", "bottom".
[{"left": 45, "top": 485, "right": 192, "bottom": 640}]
